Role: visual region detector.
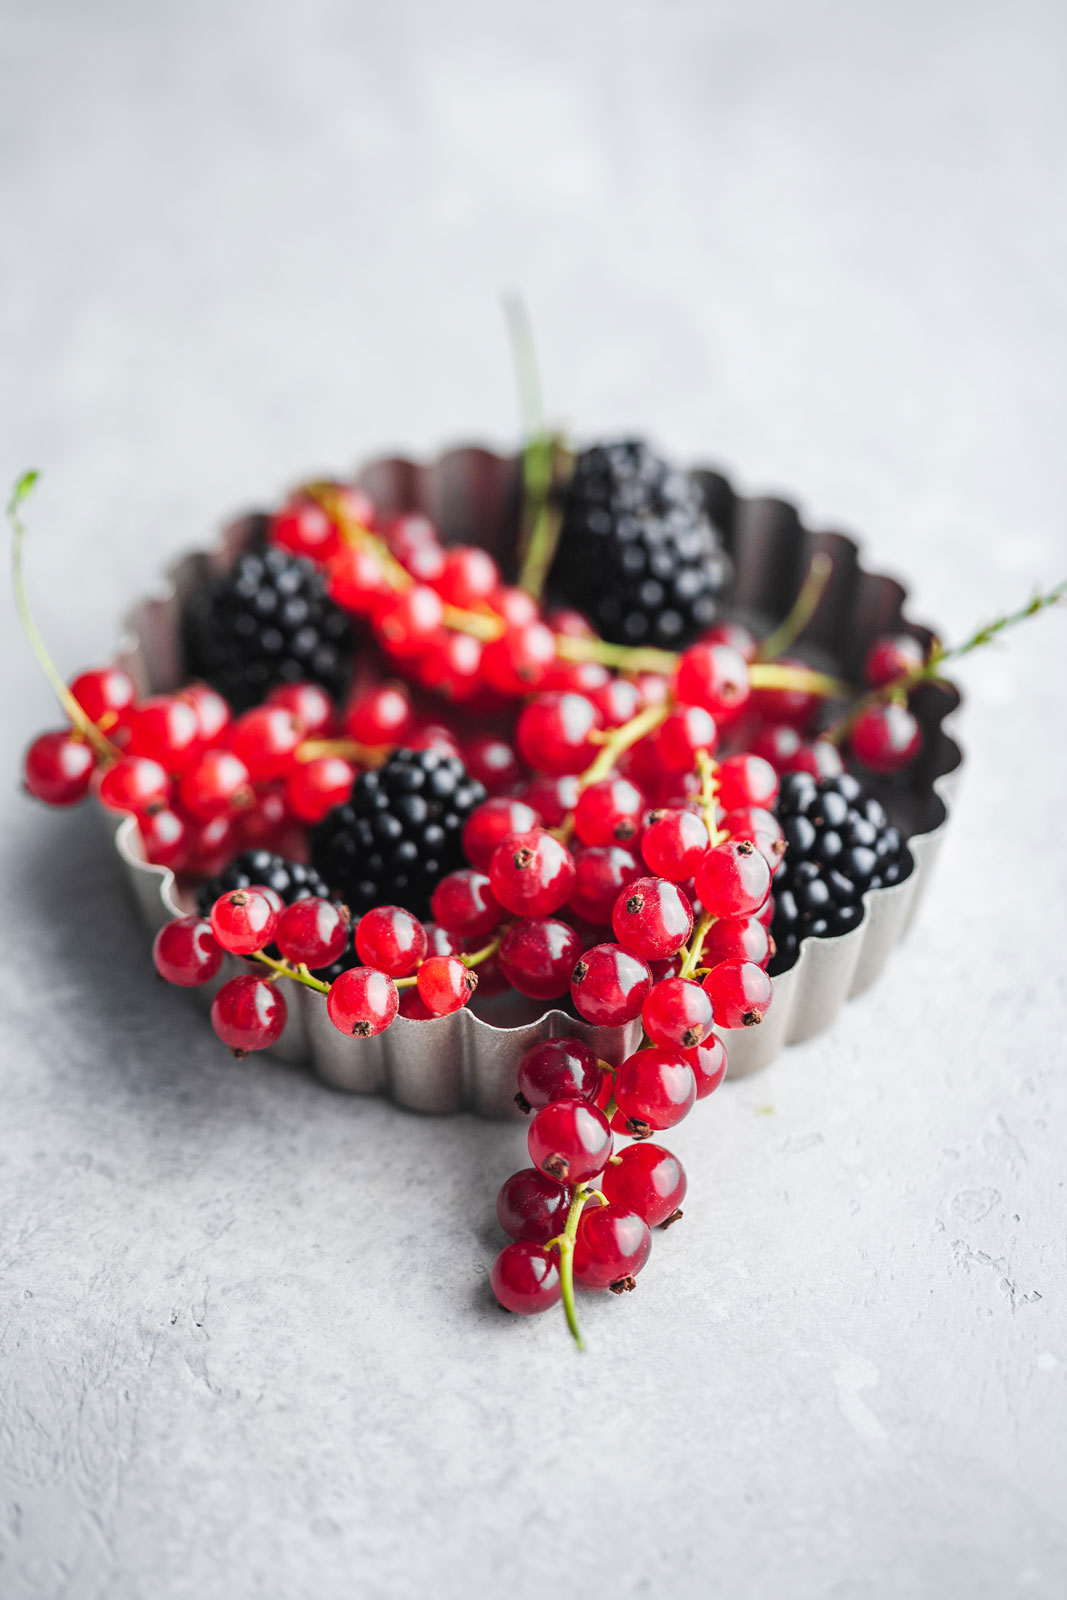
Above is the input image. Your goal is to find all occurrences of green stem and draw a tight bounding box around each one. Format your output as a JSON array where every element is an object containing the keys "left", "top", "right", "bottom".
[
  {"left": 680, "top": 912, "right": 714, "bottom": 981},
  {"left": 756, "top": 551, "right": 833, "bottom": 662},
  {"left": 8, "top": 471, "right": 120, "bottom": 762},
  {"left": 557, "top": 1182, "right": 595, "bottom": 1350},
  {"left": 461, "top": 930, "right": 507, "bottom": 970},
  {"left": 251, "top": 950, "right": 331, "bottom": 994},
  {"left": 554, "top": 633, "right": 678, "bottom": 675}
]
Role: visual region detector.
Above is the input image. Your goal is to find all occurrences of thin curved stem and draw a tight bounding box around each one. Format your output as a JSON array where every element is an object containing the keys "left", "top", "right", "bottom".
[
  {"left": 251, "top": 950, "right": 331, "bottom": 994},
  {"left": 557, "top": 1182, "right": 595, "bottom": 1350},
  {"left": 756, "top": 551, "right": 833, "bottom": 662}
]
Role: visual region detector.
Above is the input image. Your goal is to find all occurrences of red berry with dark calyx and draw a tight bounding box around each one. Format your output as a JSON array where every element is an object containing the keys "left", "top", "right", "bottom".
[
  {"left": 515, "top": 1037, "right": 603, "bottom": 1113},
  {"left": 461, "top": 736, "right": 524, "bottom": 798},
  {"left": 326, "top": 966, "right": 399, "bottom": 1037},
  {"left": 96, "top": 755, "right": 171, "bottom": 816},
  {"left": 717, "top": 806, "right": 786, "bottom": 873},
  {"left": 611, "top": 876, "right": 693, "bottom": 962},
  {"left": 231, "top": 706, "right": 303, "bottom": 782},
  {"left": 285, "top": 755, "right": 356, "bottom": 824},
  {"left": 462, "top": 797, "right": 540, "bottom": 872},
  {"left": 153, "top": 916, "right": 223, "bottom": 987},
  {"left": 124, "top": 695, "right": 201, "bottom": 774},
  {"left": 702, "top": 959, "right": 773, "bottom": 1028},
  {"left": 69, "top": 667, "right": 136, "bottom": 725},
  {"left": 376, "top": 585, "right": 445, "bottom": 658},
  {"left": 209, "top": 887, "right": 280, "bottom": 955},
  {"left": 276, "top": 898, "right": 351, "bottom": 969},
  {"left": 488, "top": 829, "right": 576, "bottom": 917},
  {"left": 344, "top": 682, "right": 413, "bottom": 746},
  {"left": 178, "top": 748, "right": 253, "bottom": 823},
  {"left": 655, "top": 704, "right": 718, "bottom": 773},
  {"left": 695, "top": 838, "right": 772, "bottom": 918},
  {"left": 850, "top": 702, "right": 922, "bottom": 774},
  {"left": 641, "top": 808, "right": 709, "bottom": 882},
  {"left": 864, "top": 633, "right": 926, "bottom": 688},
  {"left": 138, "top": 806, "right": 190, "bottom": 869},
  {"left": 517, "top": 774, "right": 579, "bottom": 828},
  {"left": 716, "top": 752, "right": 779, "bottom": 812},
  {"left": 642, "top": 976, "right": 714, "bottom": 1050},
  {"left": 573, "top": 1204, "right": 652, "bottom": 1292},
  {"left": 702, "top": 915, "right": 772, "bottom": 969},
  {"left": 355, "top": 905, "right": 428, "bottom": 977},
  {"left": 571, "top": 942, "right": 652, "bottom": 1026},
  {"left": 527, "top": 1100, "right": 613, "bottom": 1185},
  {"left": 601, "top": 1143, "right": 687, "bottom": 1228},
  {"left": 211, "top": 975, "right": 287, "bottom": 1055},
  {"left": 567, "top": 844, "right": 641, "bottom": 925},
  {"left": 574, "top": 776, "right": 645, "bottom": 846},
  {"left": 482, "top": 621, "right": 557, "bottom": 695},
  {"left": 426, "top": 630, "right": 484, "bottom": 702},
  {"left": 516, "top": 692, "right": 602, "bottom": 776},
  {"left": 266, "top": 681, "right": 336, "bottom": 739},
  {"left": 613, "top": 1047, "right": 697, "bottom": 1136},
  {"left": 674, "top": 642, "right": 751, "bottom": 719},
  {"left": 497, "top": 1168, "right": 574, "bottom": 1243},
  {"left": 491, "top": 1241, "right": 562, "bottom": 1315},
  {"left": 431, "top": 870, "right": 504, "bottom": 941},
  {"left": 683, "top": 1033, "right": 728, "bottom": 1098},
  {"left": 500, "top": 918, "right": 584, "bottom": 1001},
  {"left": 416, "top": 955, "right": 477, "bottom": 1016}
]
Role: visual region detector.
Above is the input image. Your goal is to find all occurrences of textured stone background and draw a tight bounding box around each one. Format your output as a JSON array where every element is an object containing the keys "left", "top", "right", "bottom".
[{"left": 1, "top": 2, "right": 1066, "bottom": 1596}]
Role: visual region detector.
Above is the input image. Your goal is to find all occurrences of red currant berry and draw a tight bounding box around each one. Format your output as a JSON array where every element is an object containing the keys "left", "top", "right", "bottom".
[
  {"left": 230, "top": 706, "right": 303, "bottom": 782},
  {"left": 695, "top": 839, "right": 772, "bottom": 918},
  {"left": 751, "top": 724, "right": 803, "bottom": 771},
  {"left": 343, "top": 682, "right": 413, "bottom": 746},
  {"left": 590, "top": 677, "right": 643, "bottom": 728},
  {"left": 436, "top": 545, "right": 498, "bottom": 607},
  {"left": 573, "top": 1204, "right": 652, "bottom": 1291},
  {"left": 482, "top": 620, "right": 556, "bottom": 695},
  {"left": 655, "top": 704, "right": 718, "bottom": 772},
  {"left": 611, "top": 876, "right": 693, "bottom": 962},
  {"left": 499, "top": 917, "right": 583, "bottom": 1000},
  {"left": 683, "top": 1033, "right": 728, "bottom": 1097},
  {"left": 527, "top": 1100, "right": 613, "bottom": 1185},
  {"left": 285, "top": 756, "right": 355, "bottom": 824},
  {"left": 376, "top": 585, "right": 445, "bottom": 657},
  {"left": 211, "top": 975, "right": 287, "bottom": 1055},
  {"left": 488, "top": 829, "right": 576, "bottom": 918},
  {"left": 573, "top": 776, "right": 645, "bottom": 846},
  {"left": 567, "top": 845, "right": 641, "bottom": 925},
  {"left": 570, "top": 943, "right": 652, "bottom": 1027},
  {"left": 178, "top": 681, "right": 232, "bottom": 748},
  {"left": 125, "top": 695, "right": 201, "bottom": 774},
  {"left": 426, "top": 630, "right": 483, "bottom": 702},
  {"left": 497, "top": 1169, "right": 573, "bottom": 1243},
  {"left": 701, "top": 619, "right": 759, "bottom": 662},
  {"left": 178, "top": 748, "right": 253, "bottom": 823},
  {"left": 543, "top": 657, "right": 611, "bottom": 695},
  {"left": 266, "top": 681, "right": 336, "bottom": 738},
  {"left": 492, "top": 585, "right": 540, "bottom": 627},
  {"left": 674, "top": 642, "right": 751, "bottom": 718},
  {"left": 546, "top": 606, "right": 595, "bottom": 638},
  {"left": 517, "top": 774, "right": 579, "bottom": 828},
  {"left": 640, "top": 808, "right": 709, "bottom": 882},
  {"left": 614, "top": 1047, "right": 696, "bottom": 1134},
  {"left": 183, "top": 814, "right": 238, "bottom": 878},
  {"left": 702, "top": 915, "right": 772, "bottom": 969},
  {"left": 96, "top": 755, "right": 171, "bottom": 815},
  {"left": 702, "top": 959, "right": 773, "bottom": 1028},
  {"left": 326, "top": 542, "right": 391, "bottom": 614},
  {"left": 326, "top": 966, "right": 399, "bottom": 1036},
  {"left": 780, "top": 739, "right": 844, "bottom": 781},
  {"left": 237, "top": 785, "right": 291, "bottom": 851},
  {"left": 23, "top": 731, "right": 95, "bottom": 807},
  {"left": 490, "top": 1240, "right": 561, "bottom": 1315},
  {"left": 641, "top": 976, "right": 713, "bottom": 1049},
  {"left": 751, "top": 657, "right": 818, "bottom": 729},
  {"left": 601, "top": 1144, "right": 687, "bottom": 1228},
  {"left": 152, "top": 915, "right": 223, "bottom": 987},
  {"left": 516, "top": 693, "right": 602, "bottom": 776},
  {"left": 270, "top": 493, "right": 341, "bottom": 560},
  {"left": 421, "top": 922, "right": 467, "bottom": 958},
  {"left": 462, "top": 797, "right": 540, "bottom": 872},
  {"left": 515, "top": 1037, "right": 602, "bottom": 1112},
  {"left": 716, "top": 752, "right": 779, "bottom": 811},
  {"left": 69, "top": 666, "right": 136, "bottom": 725},
  {"left": 276, "top": 898, "right": 350, "bottom": 968},
  {"left": 850, "top": 702, "right": 922, "bottom": 774},
  {"left": 431, "top": 870, "right": 504, "bottom": 941},
  {"left": 383, "top": 510, "right": 437, "bottom": 557},
  {"left": 863, "top": 633, "right": 926, "bottom": 688},
  {"left": 461, "top": 734, "right": 524, "bottom": 797},
  {"left": 354, "top": 905, "right": 428, "bottom": 976},
  {"left": 209, "top": 888, "right": 280, "bottom": 955},
  {"left": 416, "top": 955, "right": 477, "bottom": 1016},
  {"left": 138, "top": 805, "right": 190, "bottom": 869}
]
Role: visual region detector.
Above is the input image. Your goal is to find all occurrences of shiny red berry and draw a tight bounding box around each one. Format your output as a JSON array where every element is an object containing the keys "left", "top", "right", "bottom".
[
  {"left": 613, "top": 1047, "right": 696, "bottom": 1135},
  {"left": 573, "top": 1204, "right": 652, "bottom": 1291},
  {"left": 674, "top": 642, "right": 750, "bottom": 718},
  {"left": 326, "top": 966, "right": 399, "bottom": 1036},
  {"left": 209, "top": 888, "right": 280, "bottom": 955},
  {"left": 376, "top": 585, "right": 444, "bottom": 657},
  {"left": 640, "top": 808, "right": 709, "bottom": 882},
  {"left": 416, "top": 955, "right": 477, "bottom": 1015},
  {"left": 152, "top": 916, "right": 223, "bottom": 987},
  {"left": 462, "top": 797, "right": 540, "bottom": 872},
  {"left": 702, "top": 959, "right": 773, "bottom": 1028},
  {"left": 702, "top": 915, "right": 772, "bottom": 969},
  {"left": 570, "top": 942, "right": 652, "bottom": 1026},
  {"left": 701, "top": 619, "right": 759, "bottom": 662},
  {"left": 497, "top": 1168, "right": 573, "bottom": 1243},
  {"left": 178, "top": 748, "right": 253, "bottom": 823},
  {"left": 611, "top": 876, "right": 693, "bottom": 962},
  {"left": 431, "top": 870, "right": 504, "bottom": 941},
  {"left": 69, "top": 667, "right": 136, "bottom": 725},
  {"left": 683, "top": 1033, "right": 728, "bottom": 1097},
  {"left": 270, "top": 493, "right": 341, "bottom": 560},
  {"left": 716, "top": 752, "right": 779, "bottom": 811},
  {"left": 850, "top": 702, "right": 922, "bottom": 774},
  {"left": 641, "top": 976, "right": 713, "bottom": 1049},
  {"left": 573, "top": 776, "right": 645, "bottom": 846},
  {"left": 655, "top": 704, "right": 718, "bottom": 772},
  {"left": 211, "top": 975, "right": 287, "bottom": 1055},
  {"left": 354, "top": 905, "right": 428, "bottom": 976},
  {"left": 863, "top": 633, "right": 926, "bottom": 688},
  {"left": 23, "top": 730, "right": 96, "bottom": 807},
  {"left": 568, "top": 845, "right": 641, "bottom": 925},
  {"left": 517, "top": 773, "right": 579, "bottom": 827},
  {"left": 482, "top": 620, "right": 556, "bottom": 695},
  {"left": 124, "top": 695, "right": 201, "bottom": 774},
  {"left": 96, "top": 755, "right": 171, "bottom": 815},
  {"left": 265, "top": 681, "right": 336, "bottom": 738},
  {"left": 516, "top": 693, "right": 602, "bottom": 776},
  {"left": 515, "top": 1037, "right": 603, "bottom": 1111},
  {"left": 436, "top": 545, "right": 498, "bottom": 607},
  {"left": 461, "top": 735, "right": 524, "bottom": 797},
  {"left": 695, "top": 838, "right": 772, "bottom": 918},
  {"left": 489, "top": 829, "right": 576, "bottom": 917},
  {"left": 590, "top": 677, "right": 643, "bottom": 728},
  {"left": 491, "top": 1240, "right": 562, "bottom": 1315},
  {"left": 528, "top": 1100, "right": 613, "bottom": 1185},
  {"left": 138, "top": 805, "right": 190, "bottom": 869},
  {"left": 285, "top": 755, "right": 355, "bottom": 824},
  {"left": 499, "top": 917, "right": 583, "bottom": 1000},
  {"left": 230, "top": 706, "right": 303, "bottom": 782},
  {"left": 343, "top": 682, "right": 413, "bottom": 745},
  {"left": 276, "top": 898, "right": 350, "bottom": 968},
  {"left": 601, "top": 1143, "right": 687, "bottom": 1228}
]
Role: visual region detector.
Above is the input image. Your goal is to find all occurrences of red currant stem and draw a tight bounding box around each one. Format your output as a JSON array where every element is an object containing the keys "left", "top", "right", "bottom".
[
  {"left": 696, "top": 749, "right": 726, "bottom": 845},
  {"left": 516, "top": 454, "right": 568, "bottom": 602},
  {"left": 747, "top": 662, "right": 850, "bottom": 697},
  {"left": 460, "top": 929, "right": 508, "bottom": 970},
  {"left": 755, "top": 551, "right": 833, "bottom": 663},
  {"left": 552, "top": 702, "right": 670, "bottom": 844},
  {"left": 250, "top": 950, "right": 331, "bottom": 994},
  {"left": 679, "top": 912, "right": 715, "bottom": 980},
  {"left": 296, "top": 737, "right": 390, "bottom": 767},
  {"left": 556, "top": 1181, "right": 596, "bottom": 1351},
  {"left": 823, "top": 575, "right": 1067, "bottom": 745},
  {"left": 8, "top": 471, "right": 121, "bottom": 763},
  {"left": 554, "top": 634, "right": 678, "bottom": 674},
  {"left": 597, "top": 1059, "right": 617, "bottom": 1076}
]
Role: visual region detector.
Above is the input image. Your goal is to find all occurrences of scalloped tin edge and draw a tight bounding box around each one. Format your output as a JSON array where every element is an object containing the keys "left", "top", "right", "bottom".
[{"left": 102, "top": 447, "right": 964, "bottom": 1113}]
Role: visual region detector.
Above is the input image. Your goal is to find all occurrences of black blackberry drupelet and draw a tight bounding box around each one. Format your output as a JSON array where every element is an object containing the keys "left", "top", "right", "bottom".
[
  {"left": 768, "top": 772, "right": 912, "bottom": 976},
  {"left": 549, "top": 440, "right": 732, "bottom": 649},
  {"left": 310, "top": 748, "right": 487, "bottom": 920},
  {"left": 195, "top": 849, "right": 356, "bottom": 981},
  {"left": 183, "top": 541, "right": 354, "bottom": 713}
]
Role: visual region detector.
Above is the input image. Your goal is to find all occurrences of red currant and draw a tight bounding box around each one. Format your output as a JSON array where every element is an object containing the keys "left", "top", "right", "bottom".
[
  {"left": 864, "top": 633, "right": 926, "bottom": 688},
  {"left": 488, "top": 829, "right": 576, "bottom": 917},
  {"left": 69, "top": 666, "right": 136, "bottom": 725},
  {"left": 326, "top": 543, "right": 391, "bottom": 614},
  {"left": 416, "top": 955, "right": 477, "bottom": 1015},
  {"left": 573, "top": 1204, "right": 652, "bottom": 1291},
  {"left": 702, "top": 959, "right": 773, "bottom": 1028},
  {"left": 125, "top": 695, "right": 201, "bottom": 774},
  {"left": 490, "top": 1240, "right": 561, "bottom": 1314},
  {"left": 611, "top": 876, "right": 693, "bottom": 962},
  {"left": 426, "top": 631, "right": 483, "bottom": 702},
  {"left": 276, "top": 898, "right": 350, "bottom": 968},
  {"left": 285, "top": 756, "right": 355, "bottom": 824},
  {"left": 431, "top": 870, "right": 504, "bottom": 941},
  {"left": 211, "top": 975, "right": 287, "bottom": 1054},
  {"left": 376, "top": 585, "right": 445, "bottom": 657},
  {"left": 497, "top": 1169, "right": 573, "bottom": 1243},
  {"left": 178, "top": 681, "right": 232, "bottom": 748},
  {"left": 23, "top": 731, "right": 95, "bottom": 807},
  {"left": 517, "top": 774, "right": 579, "bottom": 828},
  {"left": 601, "top": 1144, "right": 687, "bottom": 1228},
  {"left": 266, "top": 681, "right": 336, "bottom": 738},
  {"left": 570, "top": 942, "right": 652, "bottom": 1026},
  {"left": 695, "top": 839, "right": 771, "bottom": 918},
  {"left": 655, "top": 704, "right": 718, "bottom": 772},
  {"left": 641, "top": 976, "right": 713, "bottom": 1049},
  {"left": 751, "top": 657, "right": 817, "bottom": 729},
  {"left": 270, "top": 493, "right": 341, "bottom": 560},
  {"left": 462, "top": 797, "right": 540, "bottom": 872},
  {"left": 355, "top": 905, "right": 428, "bottom": 976},
  {"left": 700, "top": 619, "right": 759, "bottom": 661},
  {"left": 326, "top": 966, "right": 399, "bottom": 1036},
  {"left": 850, "top": 702, "right": 922, "bottom": 774},
  {"left": 614, "top": 1047, "right": 696, "bottom": 1135},
  {"left": 209, "top": 888, "right": 280, "bottom": 955},
  {"left": 573, "top": 776, "right": 645, "bottom": 846},
  {"left": 716, "top": 752, "right": 778, "bottom": 811},
  {"left": 499, "top": 917, "right": 583, "bottom": 1000},
  {"left": 96, "top": 755, "right": 171, "bottom": 815},
  {"left": 344, "top": 682, "right": 413, "bottom": 746},
  {"left": 702, "top": 915, "right": 772, "bottom": 969},
  {"left": 482, "top": 621, "right": 556, "bottom": 695},
  {"left": 516, "top": 693, "right": 602, "bottom": 776},
  {"left": 528, "top": 1100, "right": 613, "bottom": 1185},
  {"left": 231, "top": 705, "right": 303, "bottom": 781},
  {"left": 674, "top": 642, "right": 751, "bottom": 718},
  {"left": 780, "top": 739, "right": 844, "bottom": 781},
  {"left": 138, "top": 805, "right": 190, "bottom": 869},
  {"left": 436, "top": 545, "right": 498, "bottom": 607},
  {"left": 568, "top": 845, "right": 641, "bottom": 925},
  {"left": 421, "top": 922, "right": 467, "bottom": 958},
  {"left": 461, "top": 735, "right": 524, "bottom": 797},
  {"left": 590, "top": 677, "right": 643, "bottom": 728},
  {"left": 683, "top": 1033, "right": 728, "bottom": 1097},
  {"left": 178, "top": 748, "right": 253, "bottom": 823},
  {"left": 515, "top": 1037, "right": 602, "bottom": 1112},
  {"left": 640, "top": 808, "right": 709, "bottom": 882},
  {"left": 152, "top": 916, "right": 223, "bottom": 987}
]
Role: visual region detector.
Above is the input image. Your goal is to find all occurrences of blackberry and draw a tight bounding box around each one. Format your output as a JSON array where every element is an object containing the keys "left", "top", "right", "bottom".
[
  {"left": 310, "top": 748, "right": 487, "bottom": 920},
  {"left": 768, "top": 772, "right": 912, "bottom": 976},
  {"left": 549, "top": 440, "right": 732, "bottom": 649},
  {"left": 194, "top": 849, "right": 356, "bottom": 981},
  {"left": 183, "top": 539, "right": 354, "bottom": 713}
]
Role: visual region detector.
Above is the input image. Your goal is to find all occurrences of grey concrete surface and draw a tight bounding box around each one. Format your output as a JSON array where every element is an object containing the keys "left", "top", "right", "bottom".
[{"left": 1, "top": 2, "right": 1066, "bottom": 1596}]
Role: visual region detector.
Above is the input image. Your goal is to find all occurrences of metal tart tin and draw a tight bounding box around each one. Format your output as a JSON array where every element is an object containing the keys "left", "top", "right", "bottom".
[{"left": 103, "top": 447, "right": 963, "bottom": 1114}]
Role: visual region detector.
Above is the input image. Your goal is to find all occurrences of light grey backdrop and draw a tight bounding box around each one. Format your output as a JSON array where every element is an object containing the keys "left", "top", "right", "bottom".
[{"left": 1, "top": 3, "right": 1065, "bottom": 1597}]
